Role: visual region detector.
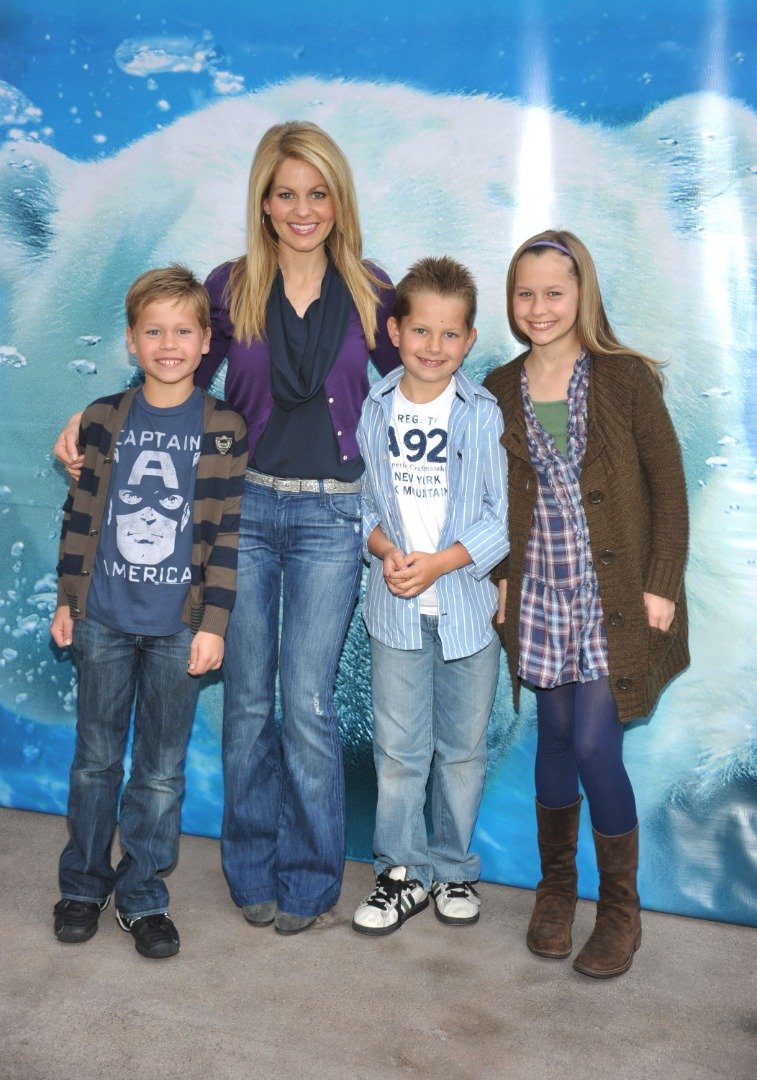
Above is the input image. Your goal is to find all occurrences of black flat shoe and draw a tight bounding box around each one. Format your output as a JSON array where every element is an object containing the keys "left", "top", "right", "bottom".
[
  {"left": 117, "top": 911, "right": 180, "bottom": 958},
  {"left": 54, "top": 896, "right": 110, "bottom": 944}
]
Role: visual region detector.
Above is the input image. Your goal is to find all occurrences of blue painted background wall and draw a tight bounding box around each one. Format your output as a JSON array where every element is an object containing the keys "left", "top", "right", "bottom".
[{"left": 0, "top": 0, "right": 754, "bottom": 924}]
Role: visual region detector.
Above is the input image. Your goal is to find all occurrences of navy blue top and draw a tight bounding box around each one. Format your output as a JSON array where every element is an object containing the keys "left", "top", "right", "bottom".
[
  {"left": 87, "top": 388, "right": 205, "bottom": 635},
  {"left": 253, "top": 261, "right": 354, "bottom": 480},
  {"left": 196, "top": 261, "right": 399, "bottom": 472}
]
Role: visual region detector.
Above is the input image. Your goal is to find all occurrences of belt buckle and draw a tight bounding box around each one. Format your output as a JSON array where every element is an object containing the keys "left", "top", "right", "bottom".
[{"left": 275, "top": 477, "right": 301, "bottom": 493}]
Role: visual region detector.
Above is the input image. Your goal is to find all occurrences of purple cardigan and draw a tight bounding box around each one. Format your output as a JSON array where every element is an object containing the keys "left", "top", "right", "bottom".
[{"left": 195, "top": 261, "right": 400, "bottom": 467}]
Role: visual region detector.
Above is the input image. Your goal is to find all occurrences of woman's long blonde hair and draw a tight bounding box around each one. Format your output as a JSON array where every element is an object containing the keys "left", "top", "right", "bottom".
[
  {"left": 228, "top": 121, "right": 384, "bottom": 348},
  {"left": 506, "top": 229, "right": 664, "bottom": 386}
]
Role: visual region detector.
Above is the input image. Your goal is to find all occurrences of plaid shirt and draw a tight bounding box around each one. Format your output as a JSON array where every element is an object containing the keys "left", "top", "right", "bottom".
[{"left": 519, "top": 352, "right": 609, "bottom": 687}]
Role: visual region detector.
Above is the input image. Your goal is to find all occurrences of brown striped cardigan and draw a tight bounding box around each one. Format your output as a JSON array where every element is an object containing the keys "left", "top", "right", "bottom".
[
  {"left": 57, "top": 387, "right": 248, "bottom": 638},
  {"left": 484, "top": 352, "right": 689, "bottom": 723}
]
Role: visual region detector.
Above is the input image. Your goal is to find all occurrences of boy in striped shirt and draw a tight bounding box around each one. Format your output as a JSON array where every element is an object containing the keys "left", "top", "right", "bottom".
[{"left": 353, "top": 257, "right": 508, "bottom": 935}]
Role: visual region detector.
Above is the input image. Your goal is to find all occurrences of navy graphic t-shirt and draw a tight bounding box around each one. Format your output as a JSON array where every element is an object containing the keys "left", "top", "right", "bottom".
[{"left": 87, "top": 388, "right": 204, "bottom": 635}]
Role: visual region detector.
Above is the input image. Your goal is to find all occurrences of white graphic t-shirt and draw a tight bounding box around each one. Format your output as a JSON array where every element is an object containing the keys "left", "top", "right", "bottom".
[{"left": 390, "top": 378, "right": 455, "bottom": 615}]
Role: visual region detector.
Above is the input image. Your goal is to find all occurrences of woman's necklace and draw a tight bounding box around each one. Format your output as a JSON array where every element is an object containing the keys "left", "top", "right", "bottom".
[
  {"left": 281, "top": 262, "right": 326, "bottom": 317},
  {"left": 284, "top": 283, "right": 321, "bottom": 318}
]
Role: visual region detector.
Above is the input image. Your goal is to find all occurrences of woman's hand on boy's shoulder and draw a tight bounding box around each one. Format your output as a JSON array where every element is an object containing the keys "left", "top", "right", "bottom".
[{"left": 53, "top": 412, "right": 85, "bottom": 481}]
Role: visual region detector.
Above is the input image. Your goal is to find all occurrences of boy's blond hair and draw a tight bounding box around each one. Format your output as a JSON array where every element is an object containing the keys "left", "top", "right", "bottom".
[
  {"left": 393, "top": 256, "right": 477, "bottom": 330},
  {"left": 125, "top": 264, "right": 211, "bottom": 329}
]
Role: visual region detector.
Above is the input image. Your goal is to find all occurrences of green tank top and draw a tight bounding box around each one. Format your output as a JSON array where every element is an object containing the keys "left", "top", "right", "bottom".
[{"left": 533, "top": 399, "right": 569, "bottom": 456}]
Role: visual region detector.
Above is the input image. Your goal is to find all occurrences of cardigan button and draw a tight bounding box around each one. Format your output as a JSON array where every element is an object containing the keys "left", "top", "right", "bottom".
[
  {"left": 588, "top": 488, "right": 603, "bottom": 504},
  {"left": 616, "top": 677, "right": 633, "bottom": 692},
  {"left": 608, "top": 611, "right": 624, "bottom": 627},
  {"left": 600, "top": 548, "right": 614, "bottom": 564},
  {"left": 103, "top": 457, "right": 112, "bottom": 465},
  {"left": 89, "top": 529, "right": 98, "bottom": 536},
  {"left": 70, "top": 608, "right": 80, "bottom": 617},
  {"left": 80, "top": 569, "right": 90, "bottom": 576}
]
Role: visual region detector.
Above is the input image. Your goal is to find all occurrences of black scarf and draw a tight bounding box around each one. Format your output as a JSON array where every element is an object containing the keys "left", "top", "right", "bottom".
[{"left": 265, "top": 257, "right": 351, "bottom": 412}]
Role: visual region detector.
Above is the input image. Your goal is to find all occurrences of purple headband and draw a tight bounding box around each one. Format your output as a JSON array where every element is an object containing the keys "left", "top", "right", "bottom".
[{"left": 524, "top": 239, "right": 574, "bottom": 258}]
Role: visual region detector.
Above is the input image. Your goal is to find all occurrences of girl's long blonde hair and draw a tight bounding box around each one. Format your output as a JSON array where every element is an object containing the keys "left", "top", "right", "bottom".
[
  {"left": 228, "top": 121, "right": 384, "bottom": 348},
  {"left": 506, "top": 229, "right": 664, "bottom": 386}
]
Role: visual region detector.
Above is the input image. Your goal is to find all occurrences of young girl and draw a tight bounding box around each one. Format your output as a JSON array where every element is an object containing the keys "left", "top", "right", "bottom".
[{"left": 484, "top": 230, "right": 689, "bottom": 978}]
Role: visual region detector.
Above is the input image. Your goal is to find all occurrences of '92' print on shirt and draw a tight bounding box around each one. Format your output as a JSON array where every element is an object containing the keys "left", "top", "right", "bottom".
[
  {"left": 388, "top": 425, "right": 447, "bottom": 463},
  {"left": 389, "top": 421, "right": 448, "bottom": 500}
]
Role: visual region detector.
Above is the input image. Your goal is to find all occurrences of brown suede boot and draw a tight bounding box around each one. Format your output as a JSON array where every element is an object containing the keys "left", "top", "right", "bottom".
[
  {"left": 573, "top": 825, "right": 642, "bottom": 978},
  {"left": 526, "top": 796, "right": 582, "bottom": 959}
]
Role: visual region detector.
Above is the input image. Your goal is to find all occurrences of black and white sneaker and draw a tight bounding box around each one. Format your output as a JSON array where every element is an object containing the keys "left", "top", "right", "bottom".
[
  {"left": 352, "top": 866, "right": 429, "bottom": 936},
  {"left": 431, "top": 881, "right": 481, "bottom": 925},
  {"left": 117, "top": 910, "right": 180, "bottom": 959}
]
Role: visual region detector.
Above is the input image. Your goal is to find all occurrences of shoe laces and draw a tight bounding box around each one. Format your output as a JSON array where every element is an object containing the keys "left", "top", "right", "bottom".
[
  {"left": 437, "top": 881, "right": 479, "bottom": 900},
  {"left": 365, "top": 872, "right": 417, "bottom": 911},
  {"left": 55, "top": 899, "right": 98, "bottom": 926}
]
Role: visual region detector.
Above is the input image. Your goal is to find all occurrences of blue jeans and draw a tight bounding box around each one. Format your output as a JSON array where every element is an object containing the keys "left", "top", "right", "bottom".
[
  {"left": 369, "top": 617, "right": 500, "bottom": 891},
  {"left": 221, "top": 479, "right": 362, "bottom": 917},
  {"left": 59, "top": 618, "right": 199, "bottom": 918}
]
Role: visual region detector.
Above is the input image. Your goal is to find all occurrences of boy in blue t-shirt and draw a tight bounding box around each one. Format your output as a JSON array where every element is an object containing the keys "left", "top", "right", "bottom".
[
  {"left": 51, "top": 265, "right": 247, "bottom": 958},
  {"left": 353, "top": 257, "right": 509, "bottom": 935}
]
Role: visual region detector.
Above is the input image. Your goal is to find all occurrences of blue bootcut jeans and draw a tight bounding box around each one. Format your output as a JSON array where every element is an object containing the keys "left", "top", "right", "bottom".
[
  {"left": 369, "top": 617, "right": 500, "bottom": 891},
  {"left": 220, "top": 478, "right": 363, "bottom": 918},
  {"left": 59, "top": 618, "right": 199, "bottom": 919}
]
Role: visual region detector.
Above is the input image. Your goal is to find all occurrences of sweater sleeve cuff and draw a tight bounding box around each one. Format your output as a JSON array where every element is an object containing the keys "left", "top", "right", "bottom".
[
  {"left": 197, "top": 605, "right": 230, "bottom": 638},
  {"left": 489, "top": 555, "right": 510, "bottom": 584},
  {"left": 644, "top": 555, "right": 685, "bottom": 602}
]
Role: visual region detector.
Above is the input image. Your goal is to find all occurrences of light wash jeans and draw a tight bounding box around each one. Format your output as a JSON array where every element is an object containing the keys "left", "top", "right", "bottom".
[
  {"left": 59, "top": 618, "right": 199, "bottom": 918},
  {"left": 369, "top": 616, "right": 499, "bottom": 890},
  {"left": 220, "top": 478, "right": 362, "bottom": 917}
]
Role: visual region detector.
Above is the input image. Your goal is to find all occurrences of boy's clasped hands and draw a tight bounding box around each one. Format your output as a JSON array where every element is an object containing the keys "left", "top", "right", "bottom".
[
  {"left": 383, "top": 547, "right": 441, "bottom": 598},
  {"left": 382, "top": 541, "right": 471, "bottom": 598}
]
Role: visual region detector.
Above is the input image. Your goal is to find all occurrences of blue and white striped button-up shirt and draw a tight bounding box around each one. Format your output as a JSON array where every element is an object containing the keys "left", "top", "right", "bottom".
[{"left": 357, "top": 367, "right": 509, "bottom": 661}]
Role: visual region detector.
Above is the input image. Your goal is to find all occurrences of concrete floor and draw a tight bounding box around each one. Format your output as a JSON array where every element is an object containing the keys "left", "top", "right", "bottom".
[{"left": 0, "top": 806, "right": 754, "bottom": 1080}]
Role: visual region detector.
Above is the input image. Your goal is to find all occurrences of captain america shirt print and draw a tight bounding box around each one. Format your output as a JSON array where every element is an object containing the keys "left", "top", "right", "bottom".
[{"left": 85, "top": 388, "right": 205, "bottom": 637}]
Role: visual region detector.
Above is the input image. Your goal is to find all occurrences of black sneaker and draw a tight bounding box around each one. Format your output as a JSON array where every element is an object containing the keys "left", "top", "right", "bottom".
[
  {"left": 351, "top": 866, "right": 429, "bottom": 936},
  {"left": 53, "top": 895, "right": 110, "bottom": 944},
  {"left": 117, "top": 910, "right": 180, "bottom": 959}
]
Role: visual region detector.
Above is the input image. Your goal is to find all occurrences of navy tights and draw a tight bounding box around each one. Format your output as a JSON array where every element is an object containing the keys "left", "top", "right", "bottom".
[{"left": 534, "top": 676, "right": 637, "bottom": 836}]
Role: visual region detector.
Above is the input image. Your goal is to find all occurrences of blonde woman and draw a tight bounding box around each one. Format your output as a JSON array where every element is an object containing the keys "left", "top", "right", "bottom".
[{"left": 55, "top": 122, "right": 399, "bottom": 935}]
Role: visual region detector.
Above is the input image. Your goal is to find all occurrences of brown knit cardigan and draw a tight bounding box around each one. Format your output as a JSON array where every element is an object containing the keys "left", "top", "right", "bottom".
[{"left": 483, "top": 352, "right": 689, "bottom": 723}]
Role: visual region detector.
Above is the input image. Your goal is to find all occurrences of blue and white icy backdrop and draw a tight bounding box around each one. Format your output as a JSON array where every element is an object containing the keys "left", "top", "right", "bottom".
[{"left": 0, "top": 77, "right": 754, "bottom": 924}]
